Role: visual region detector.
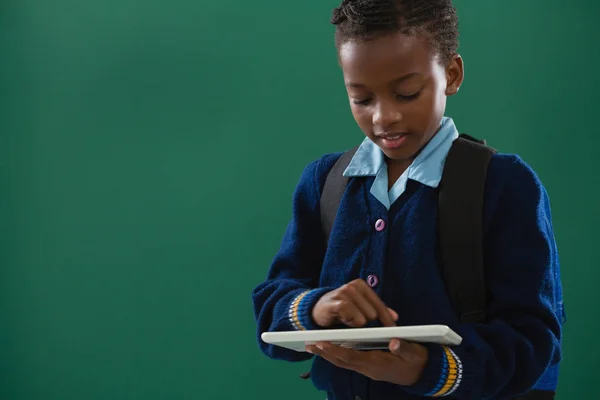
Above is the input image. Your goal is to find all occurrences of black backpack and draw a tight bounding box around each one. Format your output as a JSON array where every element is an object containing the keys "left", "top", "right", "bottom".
[{"left": 313, "top": 134, "right": 554, "bottom": 400}]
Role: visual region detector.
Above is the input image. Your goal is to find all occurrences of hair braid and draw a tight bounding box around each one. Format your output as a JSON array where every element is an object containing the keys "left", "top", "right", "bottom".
[{"left": 331, "top": 0, "right": 459, "bottom": 65}]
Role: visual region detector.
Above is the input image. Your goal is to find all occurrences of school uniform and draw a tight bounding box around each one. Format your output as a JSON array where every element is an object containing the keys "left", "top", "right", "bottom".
[{"left": 252, "top": 117, "right": 565, "bottom": 399}]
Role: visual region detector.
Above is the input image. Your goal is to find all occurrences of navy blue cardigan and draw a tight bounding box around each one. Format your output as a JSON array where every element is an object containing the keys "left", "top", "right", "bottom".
[{"left": 252, "top": 152, "right": 564, "bottom": 399}]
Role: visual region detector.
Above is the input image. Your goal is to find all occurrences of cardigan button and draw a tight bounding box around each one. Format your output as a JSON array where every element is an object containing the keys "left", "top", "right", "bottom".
[
  {"left": 367, "top": 274, "right": 379, "bottom": 288},
  {"left": 374, "top": 218, "right": 386, "bottom": 231}
]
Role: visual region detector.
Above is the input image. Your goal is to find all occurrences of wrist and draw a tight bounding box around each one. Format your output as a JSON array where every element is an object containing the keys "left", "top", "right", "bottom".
[
  {"left": 409, "top": 344, "right": 429, "bottom": 386},
  {"left": 402, "top": 344, "right": 463, "bottom": 397},
  {"left": 311, "top": 296, "right": 329, "bottom": 328},
  {"left": 288, "top": 288, "right": 332, "bottom": 331}
]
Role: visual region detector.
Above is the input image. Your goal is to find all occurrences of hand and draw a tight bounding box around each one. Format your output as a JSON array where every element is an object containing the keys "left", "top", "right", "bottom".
[
  {"left": 306, "top": 339, "right": 428, "bottom": 386},
  {"left": 312, "top": 279, "right": 398, "bottom": 328}
]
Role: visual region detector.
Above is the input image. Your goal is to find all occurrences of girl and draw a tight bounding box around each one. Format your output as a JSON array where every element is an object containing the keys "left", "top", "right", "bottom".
[{"left": 252, "top": 0, "right": 564, "bottom": 399}]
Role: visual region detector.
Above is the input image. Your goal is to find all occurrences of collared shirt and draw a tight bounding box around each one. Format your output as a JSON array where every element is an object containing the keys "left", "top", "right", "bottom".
[{"left": 342, "top": 116, "right": 459, "bottom": 210}]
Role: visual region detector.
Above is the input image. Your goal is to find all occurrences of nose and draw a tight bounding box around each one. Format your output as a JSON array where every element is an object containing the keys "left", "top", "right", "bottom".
[{"left": 372, "top": 100, "right": 402, "bottom": 129}]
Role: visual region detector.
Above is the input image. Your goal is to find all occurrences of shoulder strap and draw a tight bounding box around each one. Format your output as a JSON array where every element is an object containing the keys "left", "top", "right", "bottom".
[
  {"left": 320, "top": 147, "right": 359, "bottom": 245},
  {"left": 438, "top": 134, "right": 496, "bottom": 323}
]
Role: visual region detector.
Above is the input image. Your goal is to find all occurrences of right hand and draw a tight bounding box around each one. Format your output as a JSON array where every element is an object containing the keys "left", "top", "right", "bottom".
[{"left": 312, "top": 279, "right": 398, "bottom": 328}]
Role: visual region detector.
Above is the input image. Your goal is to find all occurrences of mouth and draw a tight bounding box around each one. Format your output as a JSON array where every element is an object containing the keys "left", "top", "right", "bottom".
[
  {"left": 375, "top": 132, "right": 409, "bottom": 149},
  {"left": 379, "top": 133, "right": 405, "bottom": 140}
]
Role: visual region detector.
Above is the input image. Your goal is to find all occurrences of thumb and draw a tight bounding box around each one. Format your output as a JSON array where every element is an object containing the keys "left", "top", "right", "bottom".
[{"left": 389, "top": 339, "right": 423, "bottom": 361}]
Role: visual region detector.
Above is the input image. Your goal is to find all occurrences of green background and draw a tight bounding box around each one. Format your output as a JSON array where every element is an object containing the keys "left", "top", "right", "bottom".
[{"left": 0, "top": 0, "right": 597, "bottom": 398}]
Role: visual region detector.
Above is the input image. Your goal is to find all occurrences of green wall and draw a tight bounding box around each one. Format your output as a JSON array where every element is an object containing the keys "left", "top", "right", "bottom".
[{"left": 0, "top": 1, "right": 597, "bottom": 398}]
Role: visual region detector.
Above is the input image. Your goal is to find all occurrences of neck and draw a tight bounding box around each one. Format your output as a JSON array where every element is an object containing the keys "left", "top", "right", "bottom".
[
  {"left": 384, "top": 123, "right": 446, "bottom": 189},
  {"left": 385, "top": 157, "right": 413, "bottom": 190}
]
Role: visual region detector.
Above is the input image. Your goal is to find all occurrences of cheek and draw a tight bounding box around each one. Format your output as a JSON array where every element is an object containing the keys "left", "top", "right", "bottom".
[
  {"left": 408, "top": 88, "right": 446, "bottom": 130},
  {"left": 428, "top": 73, "right": 448, "bottom": 113},
  {"left": 350, "top": 105, "right": 373, "bottom": 132},
  {"left": 427, "top": 85, "right": 447, "bottom": 127}
]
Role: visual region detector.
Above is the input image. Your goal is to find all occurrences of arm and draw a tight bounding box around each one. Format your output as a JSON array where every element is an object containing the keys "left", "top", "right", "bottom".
[
  {"left": 252, "top": 156, "right": 338, "bottom": 362},
  {"left": 406, "top": 155, "right": 563, "bottom": 399}
]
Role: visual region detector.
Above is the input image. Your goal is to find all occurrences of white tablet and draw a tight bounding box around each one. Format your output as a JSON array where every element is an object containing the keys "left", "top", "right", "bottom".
[{"left": 261, "top": 325, "right": 462, "bottom": 352}]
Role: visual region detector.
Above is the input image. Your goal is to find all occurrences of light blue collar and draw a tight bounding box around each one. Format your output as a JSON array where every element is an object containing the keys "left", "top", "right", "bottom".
[{"left": 342, "top": 117, "right": 459, "bottom": 210}]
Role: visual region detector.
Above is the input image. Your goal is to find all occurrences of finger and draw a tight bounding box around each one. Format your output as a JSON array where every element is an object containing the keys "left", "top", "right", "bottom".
[
  {"left": 387, "top": 307, "right": 399, "bottom": 321},
  {"left": 316, "top": 342, "right": 397, "bottom": 381},
  {"left": 352, "top": 298, "right": 378, "bottom": 322},
  {"left": 356, "top": 280, "right": 397, "bottom": 327},
  {"left": 389, "top": 339, "right": 402, "bottom": 354},
  {"left": 389, "top": 339, "right": 428, "bottom": 363},
  {"left": 337, "top": 308, "right": 367, "bottom": 327},
  {"left": 345, "top": 285, "right": 377, "bottom": 321},
  {"left": 308, "top": 344, "right": 364, "bottom": 373},
  {"left": 316, "top": 341, "right": 370, "bottom": 366},
  {"left": 335, "top": 298, "right": 368, "bottom": 327}
]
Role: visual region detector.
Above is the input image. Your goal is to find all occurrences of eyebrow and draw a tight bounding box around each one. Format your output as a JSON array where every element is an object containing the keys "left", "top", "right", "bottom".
[{"left": 345, "top": 72, "right": 420, "bottom": 88}]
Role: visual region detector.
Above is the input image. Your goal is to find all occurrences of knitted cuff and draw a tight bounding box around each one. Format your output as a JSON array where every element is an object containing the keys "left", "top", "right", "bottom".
[
  {"left": 288, "top": 288, "right": 331, "bottom": 331},
  {"left": 404, "top": 345, "right": 467, "bottom": 397}
]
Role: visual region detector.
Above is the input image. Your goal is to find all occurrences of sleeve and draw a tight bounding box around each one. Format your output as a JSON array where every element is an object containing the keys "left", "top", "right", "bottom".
[
  {"left": 405, "top": 155, "right": 563, "bottom": 399},
  {"left": 251, "top": 157, "right": 339, "bottom": 362}
]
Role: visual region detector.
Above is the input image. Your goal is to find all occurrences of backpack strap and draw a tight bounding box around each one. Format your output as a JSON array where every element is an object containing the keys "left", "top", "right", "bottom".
[
  {"left": 320, "top": 146, "right": 359, "bottom": 245},
  {"left": 300, "top": 148, "right": 358, "bottom": 381},
  {"left": 438, "top": 134, "right": 496, "bottom": 323}
]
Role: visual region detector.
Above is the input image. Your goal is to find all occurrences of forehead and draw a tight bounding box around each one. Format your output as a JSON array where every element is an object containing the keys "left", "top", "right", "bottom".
[{"left": 339, "top": 33, "right": 435, "bottom": 83}]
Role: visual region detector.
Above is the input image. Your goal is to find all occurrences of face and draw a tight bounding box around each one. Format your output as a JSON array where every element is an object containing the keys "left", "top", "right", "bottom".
[{"left": 339, "top": 32, "right": 464, "bottom": 163}]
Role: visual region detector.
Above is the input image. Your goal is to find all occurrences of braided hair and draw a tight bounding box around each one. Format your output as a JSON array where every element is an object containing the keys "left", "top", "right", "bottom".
[{"left": 331, "top": 0, "right": 459, "bottom": 65}]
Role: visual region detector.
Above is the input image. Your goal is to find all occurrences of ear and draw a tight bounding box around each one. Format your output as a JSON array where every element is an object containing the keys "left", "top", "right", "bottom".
[{"left": 445, "top": 54, "right": 464, "bottom": 96}]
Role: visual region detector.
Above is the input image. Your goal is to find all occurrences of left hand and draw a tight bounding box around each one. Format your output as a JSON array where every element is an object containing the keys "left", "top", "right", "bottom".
[{"left": 306, "top": 339, "right": 428, "bottom": 386}]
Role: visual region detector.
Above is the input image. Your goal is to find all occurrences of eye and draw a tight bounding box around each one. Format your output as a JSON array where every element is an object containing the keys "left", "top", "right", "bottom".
[
  {"left": 396, "top": 91, "right": 421, "bottom": 101},
  {"left": 352, "top": 98, "right": 372, "bottom": 106}
]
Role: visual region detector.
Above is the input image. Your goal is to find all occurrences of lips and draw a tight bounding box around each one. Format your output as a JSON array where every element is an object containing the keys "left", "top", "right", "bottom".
[
  {"left": 376, "top": 131, "right": 408, "bottom": 139},
  {"left": 376, "top": 132, "right": 409, "bottom": 150},
  {"left": 379, "top": 134, "right": 404, "bottom": 140}
]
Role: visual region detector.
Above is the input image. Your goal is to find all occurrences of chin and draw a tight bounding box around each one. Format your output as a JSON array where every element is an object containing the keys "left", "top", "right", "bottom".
[{"left": 379, "top": 145, "right": 419, "bottom": 162}]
